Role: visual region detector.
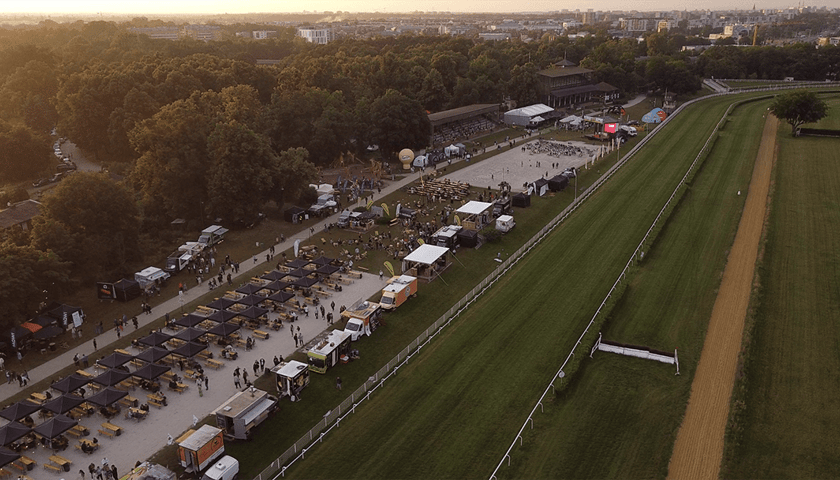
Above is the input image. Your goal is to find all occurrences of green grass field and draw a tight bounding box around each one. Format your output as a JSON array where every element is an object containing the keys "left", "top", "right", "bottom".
[
  {"left": 285, "top": 94, "right": 767, "bottom": 479},
  {"left": 722, "top": 96, "right": 840, "bottom": 479},
  {"left": 497, "top": 97, "right": 769, "bottom": 479}
]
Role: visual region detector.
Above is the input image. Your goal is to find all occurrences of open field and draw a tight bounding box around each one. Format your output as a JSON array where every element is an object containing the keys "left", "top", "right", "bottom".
[
  {"left": 286, "top": 94, "right": 764, "bottom": 479},
  {"left": 722, "top": 95, "right": 840, "bottom": 479}
]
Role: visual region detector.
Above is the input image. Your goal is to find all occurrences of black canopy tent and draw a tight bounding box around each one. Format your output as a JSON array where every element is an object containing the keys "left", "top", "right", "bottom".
[
  {"left": 0, "top": 447, "right": 20, "bottom": 468},
  {"left": 457, "top": 229, "right": 479, "bottom": 248},
  {"left": 235, "top": 284, "right": 265, "bottom": 295},
  {"left": 237, "top": 306, "right": 269, "bottom": 320},
  {"left": 174, "top": 327, "right": 207, "bottom": 343},
  {"left": 4, "top": 326, "right": 33, "bottom": 350},
  {"left": 113, "top": 278, "right": 141, "bottom": 302},
  {"left": 512, "top": 192, "right": 531, "bottom": 207},
  {"left": 285, "top": 259, "right": 310, "bottom": 269},
  {"left": 131, "top": 363, "right": 171, "bottom": 381},
  {"left": 91, "top": 369, "right": 131, "bottom": 387},
  {"left": 134, "top": 346, "right": 171, "bottom": 364},
  {"left": 235, "top": 294, "right": 265, "bottom": 307},
  {"left": 315, "top": 264, "right": 340, "bottom": 275},
  {"left": 262, "top": 280, "right": 290, "bottom": 292},
  {"left": 548, "top": 175, "right": 569, "bottom": 192},
  {"left": 0, "top": 401, "right": 41, "bottom": 422},
  {"left": 208, "top": 322, "right": 240, "bottom": 337},
  {"left": 267, "top": 291, "right": 294, "bottom": 304},
  {"left": 33, "top": 325, "right": 64, "bottom": 340},
  {"left": 311, "top": 256, "right": 335, "bottom": 266},
  {"left": 50, "top": 374, "right": 90, "bottom": 394},
  {"left": 0, "top": 422, "right": 31, "bottom": 446},
  {"left": 139, "top": 331, "right": 173, "bottom": 347},
  {"left": 171, "top": 341, "right": 206, "bottom": 358},
  {"left": 46, "top": 303, "right": 83, "bottom": 328},
  {"left": 97, "top": 351, "right": 134, "bottom": 369},
  {"left": 33, "top": 414, "right": 77, "bottom": 439},
  {"left": 42, "top": 394, "right": 84, "bottom": 415},
  {"left": 284, "top": 206, "right": 306, "bottom": 224},
  {"left": 205, "top": 310, "right": 238, "bottom": 323},
  {"left": 87, "top": 387, "right": 127, "bottom": 407},
  {"left": 31, "top": 315, "right": 58, "bottom": 328},
  {"left": 293, "top": 277, "right": 319, "bottom": 288},
  {"left": 284, "top": 268, "right": 308, "bottom": 278},
  {"left": 260, "top": 271, "right": 287, "bottom": 281},
  {"left": 206, "top": 298, "right": 236, "bottom": 310},
  {"left": 174, "top": 314, "right": 206, "bottom": 328}
]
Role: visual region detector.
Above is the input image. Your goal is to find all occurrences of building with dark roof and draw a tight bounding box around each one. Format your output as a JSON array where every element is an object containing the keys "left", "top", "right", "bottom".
[
  {"left": 537, "top": 60, "right": 619, "bottom": 109},
  {"left": 0, "top": 199, "right": 42, "bottom": 234}
]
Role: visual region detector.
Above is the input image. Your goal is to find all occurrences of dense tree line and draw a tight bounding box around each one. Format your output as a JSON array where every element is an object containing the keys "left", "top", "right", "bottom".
[{"left": 0, "top": 19, "right": 838, "bottom": 329}]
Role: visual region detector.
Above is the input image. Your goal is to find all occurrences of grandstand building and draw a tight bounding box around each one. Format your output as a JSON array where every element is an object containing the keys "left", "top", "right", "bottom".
[
  {"left": 537, "top": 59, "right": 619, "bottom": 109},
  {"left": 428, "top": 104, "right": 501, "bottom": 146}
]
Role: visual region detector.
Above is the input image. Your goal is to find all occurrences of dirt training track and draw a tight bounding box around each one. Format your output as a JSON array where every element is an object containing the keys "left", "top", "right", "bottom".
[{"left": 667, "top": 114, "right": 779, "bottom": 479}]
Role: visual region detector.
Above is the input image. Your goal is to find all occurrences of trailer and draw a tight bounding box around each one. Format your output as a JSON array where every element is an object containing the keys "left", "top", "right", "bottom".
[
  {"left": 270, "top": 360, "right": 310, "bottom": 401},
  {"left": 177, "top": 425, "right": 225, "bottom": 473},
  {"left": 307, "top": 330, "right": 351, "bottom": 373},
  {"left": 341, "top": 301, "right": 382, "bottom": 340},
  {"left": 495, "top": 215, "right": 516, "bottom": 233},
  {"left": 379, "top": 275, "right": 417, "bottom": 311},
  {"left": 431, "top": 225, "right": 461, "bottom": 248},
  {"left": 135, "top": 267, "right": 170, "bottom": 290},
  {"left": 165, "top": 242, "right": 203, "bottom": 274},
  {"left": 492, "top": 196, "right": 512, "bottom": 218},
  {"left": 212, "top": 389, "right": 277, "bottom": 440}
]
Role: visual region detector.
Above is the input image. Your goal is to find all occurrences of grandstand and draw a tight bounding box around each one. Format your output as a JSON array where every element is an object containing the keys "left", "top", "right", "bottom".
[{"left": 428, "top": 104, "right": 500, "bottom": 146}]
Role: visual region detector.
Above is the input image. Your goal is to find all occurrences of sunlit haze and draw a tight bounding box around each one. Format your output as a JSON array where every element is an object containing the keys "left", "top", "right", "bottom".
[{"left": 3, "top": 0, "right": 822, "bottom": 14}]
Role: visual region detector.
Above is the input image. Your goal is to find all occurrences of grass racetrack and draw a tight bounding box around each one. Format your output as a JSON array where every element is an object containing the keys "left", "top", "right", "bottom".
[
  {"left": 287, "top": 93, "right": 772, "bottom": 479},
  {"left": 722, "top": 95, "right": 840, "bottom": 479}
]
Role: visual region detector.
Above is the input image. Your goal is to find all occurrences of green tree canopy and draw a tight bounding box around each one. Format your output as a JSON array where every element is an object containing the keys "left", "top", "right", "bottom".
[
  {"left": 769, "top": 90, "right": 829, "bottom": 136},
  {"left": 0, "top": 243, "right": 72, "bottom": 329},
  {"left": 368, "top": 89, "right": 430, "bottom": 161},
  {"left": 30, "top": 172, "right": 140, "bottom": 281},
  {"left": 0, "top": 120, "right": 52, "bottom": 183}
]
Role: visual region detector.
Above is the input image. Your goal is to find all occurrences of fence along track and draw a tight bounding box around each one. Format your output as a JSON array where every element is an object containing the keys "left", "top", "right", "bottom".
[{"left": 254, "top": 84, "right": 834, "bottom": 480}]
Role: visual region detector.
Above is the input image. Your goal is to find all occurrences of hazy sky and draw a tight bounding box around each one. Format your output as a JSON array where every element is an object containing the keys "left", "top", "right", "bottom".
[{"left": 5, "top": 0, "right": 812, "bottom": 14}]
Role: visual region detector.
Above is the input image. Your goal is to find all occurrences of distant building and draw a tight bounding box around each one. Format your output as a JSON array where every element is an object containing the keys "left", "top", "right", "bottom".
[
  {"left": 128, "top": 27, "right": 179, "bottom": 40},
  {"left": 297, "top": 27, "right": 333, "bottom": 44},
  {"left": 818, "top": 37, "right": 840, "bottom": 46},
  {"left": 253, "top": 30, "right": 279, "bottom": 40},
  {"left": 0, "top": 199, "right": 41, "bottom": 234},
  {"left": 181, "top": 25, "right": 223, "bottom": 42},
  {"left": 479, "top": 32, "right": 511, "bottom": 41}
]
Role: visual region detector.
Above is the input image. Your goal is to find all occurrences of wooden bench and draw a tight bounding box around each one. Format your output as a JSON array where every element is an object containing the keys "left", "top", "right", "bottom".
[
  {"left": 117, "top": 395, "right": 137, "bottom": 408},
  {"left": 70, "top": 425, "right": 88, "bottom": 437},
  {"left": 314, "top": 289, "right": 331, "bottom": 298},
  {"left": 48, "top": 455, "right": 71, "bottom": 470},
  {"left": 147, "top": 399, "right": 164, "bottom": 409},
  {"left": 205, "top": 359, "right": 223, "bottom": 370},
  {"left": 75, "top": 439, "right": 99, "bottom": 454},
  {"left": 304, "top": 297, "right": 318, "bottom": 306},
  {"left": 76, "top": 370, "right": 94, "bottom": 379},
  {"left": 348, "top": 270, "right": 364, "bottom": 278},
  {"left": 43, "top": 464, "right": 62, "bottom": 473},
  {"left": 97, "top": 428, "right": 115, "bottom": 438},
  {"left": 129, "top": 359, "right": 145, "bottom": 369},
  {"left": 253, "top": 330, "right": 269, "bottom": 340},
  {"left": 101, "top": 422, "right": 122, "bottom": 436},
  {"left": 115, "top": 348, "right": 132, "bottom": 356},
  {"left": 184, "top": 369, "right": 197, "bottom": 381}
]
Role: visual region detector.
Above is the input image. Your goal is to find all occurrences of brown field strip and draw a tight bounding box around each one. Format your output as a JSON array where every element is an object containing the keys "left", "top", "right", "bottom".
[{"left": 667, "top": 114, "right": 779, "bottom": 479}]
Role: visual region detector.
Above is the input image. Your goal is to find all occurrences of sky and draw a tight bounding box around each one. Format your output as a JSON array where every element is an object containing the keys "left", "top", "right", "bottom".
[{"left": 2, "top": 0, "right": 815, "bottom": 15}]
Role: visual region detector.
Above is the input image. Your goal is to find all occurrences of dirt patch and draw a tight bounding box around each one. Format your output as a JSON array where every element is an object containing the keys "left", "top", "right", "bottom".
[{"left": 667, "top": 115, "right": 779, "bottom": 479}]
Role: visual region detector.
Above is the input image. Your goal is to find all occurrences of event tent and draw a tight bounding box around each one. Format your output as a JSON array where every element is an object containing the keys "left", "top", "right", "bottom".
[
  {"left": 401, "top": 244, "right": 451, "bottom": 282},
  {"left": 97, "top": 351, "right": 134, "bottom": 368},
  {"left": 174, "top": 314, "right": 206, "bottom": 328},
  {"left": 132, "top": 363, "right": 171, "bottom": 381},
  {"left": 50, "top": 374, "right": 90, "bottom": 394},
  {"left": 206, "top": 310, "right": 238, "bottom": 323},
  {"left": 503, "top": 104, "right": 554, "bottom": 126},
  {"left": 0, "top": 422, "right": 30, "bottom": 446},
  {"left": 0, "top": 401, "right": 40, "bottom": 422},
  {"left": 33, "top": 414, "right": 76, "bottom": 439},
  {"left": 87, "top": 387, "right": 127, "bottom": 407},
  {"left": 42, "top": 394, "right": 84, "bottom": 415},
  {"left": 134, "top": 346, "right": 171, "bottom": 364}
]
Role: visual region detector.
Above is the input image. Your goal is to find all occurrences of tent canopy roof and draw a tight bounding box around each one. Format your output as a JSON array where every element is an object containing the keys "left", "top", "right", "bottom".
[
  {"left": 403, "top": 244, "right": 449, "bottom": 265},
  {"left": 455, "top": 201, "right": 493, "bottom": 216}
]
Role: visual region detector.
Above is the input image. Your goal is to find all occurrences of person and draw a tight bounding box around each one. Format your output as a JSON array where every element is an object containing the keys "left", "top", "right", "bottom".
[
  {"left": 253, "top": 360, "right": 259, "bottom": 375},
  {"left": 233, "top": 371, "right": 241, "bottom": 389},
  {"left": 336, "top": 376, "right": 342, "bottom": 390},
  {"left": 204, "top": 375, "right": 209, "bottom": 391},
  {"left": 273, "top": 356, "right": 280, "bottom": 366},
  {"left": 259, "top": 358, "right": 265, "bottom": 372}
]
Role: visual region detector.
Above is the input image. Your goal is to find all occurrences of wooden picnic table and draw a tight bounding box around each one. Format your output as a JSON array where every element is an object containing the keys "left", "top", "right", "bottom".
[
  {"left": 48, "top": 454, "right": 71, "bottom": 471},
  {"left": 205, "top": 359, "right": 223, "bottom": 370},
  {"left": 253, "top": 330, "right": 269, "bottom": 340},
  {"left": 115, "top": 348, "right": 132, "bottom": 356},
  {"left": 101, "top": 422, "right": 122, "bottom": 436},
  {"left": 18, "top": 456, "right": 36, "bottom": 471},
  {"left": 76, "top": 438, "right": 99, "bottom": 454},
  {"left": 76, "top": 370, "right": 94, "bottom": 379}
]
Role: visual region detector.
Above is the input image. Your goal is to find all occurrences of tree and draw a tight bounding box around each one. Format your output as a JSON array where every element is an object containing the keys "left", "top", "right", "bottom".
[
  {"left": 770, "top": 90, "right": 829, "bottom": 136},
  {"left": 0, "top": 120, "right": 52, "bottom": 183},
  {"left": 30, "top": 172, "right": 140, "bottom": 281},
  {"left": 368, "top": 89, "right": 431, "bottom": 161},
  {"left": 0, "top": 243, "right": 72, "bottom": 329}
]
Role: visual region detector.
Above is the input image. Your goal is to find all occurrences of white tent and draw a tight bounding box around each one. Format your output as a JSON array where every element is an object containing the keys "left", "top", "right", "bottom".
[
  {"left": 403, "top": 244, "right": 449, "bottom": 265},
  {"left": 455, "top": 201, "right": 493, "bottom": 216},
  {"left": 412, "top": 155, "right": 430, "bottom": 167},
  {"left": 503, "top": 104, "right": 553, "bottom": 126},
  {"left": 530, "top": 116, "right": 545, "bottom": 124}
]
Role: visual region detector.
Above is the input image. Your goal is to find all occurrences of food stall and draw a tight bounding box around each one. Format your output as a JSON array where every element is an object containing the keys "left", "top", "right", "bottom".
[
  {"left": 212, "top": 389, "right": 277, "bottom": 440},
  {"left": 270, "top": 361, "right": 310, "bottom": 401},
  {"left": 307, "top": 330, "right": 351, "bottom": 374},
  {"left": 177, "top": 425, "right": 225, "bottom": 473}
]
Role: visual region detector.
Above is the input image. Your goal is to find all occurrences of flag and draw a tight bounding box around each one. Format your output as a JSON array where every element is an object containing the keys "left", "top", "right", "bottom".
[
  {"left": 383, "top": 261, "right": 394, "bottom": 277},
  {"left": 381, "top": 203, "right": 390, "bottom": 216},
  {"left": 454, "top": 215, "right": 461, "bottom": 226},
  {"left": 367, "top": 199, "right": 374, "bottom": 209},
  {"left": 293, "top": 239, "right": 301, "bottom": 258}
]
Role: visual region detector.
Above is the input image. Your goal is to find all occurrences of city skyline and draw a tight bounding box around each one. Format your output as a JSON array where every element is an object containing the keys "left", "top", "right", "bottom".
[{"left": 3, "top": 0, "right": 830, "bottom": 15}]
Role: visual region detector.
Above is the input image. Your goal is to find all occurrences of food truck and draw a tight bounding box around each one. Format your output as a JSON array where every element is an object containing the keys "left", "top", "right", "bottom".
[
  {"left": 379, "top": 275, "right": 418, "bottom": 311},
  {"left": 197, "top": 225, "right": 228, "bottom": 247},
  {"left": 177, "top": 425, "right": 225, "bottom": 473},
  {"left": 307, "top": 330, "right": 352, "bottom": 373},
  {"left": 341, "top": 301, "right": 382, "bottom": 341},
  {"left": 270, "top": 360, "right": 310, "bottom": 401},
  {"left": 212, "top": 389, "right": 277, "bottom": 440}
]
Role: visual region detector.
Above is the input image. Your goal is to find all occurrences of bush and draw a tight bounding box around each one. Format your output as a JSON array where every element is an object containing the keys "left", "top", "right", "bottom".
[{"left": 298, "top": 188, "right": 318, "bottom": 206}]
